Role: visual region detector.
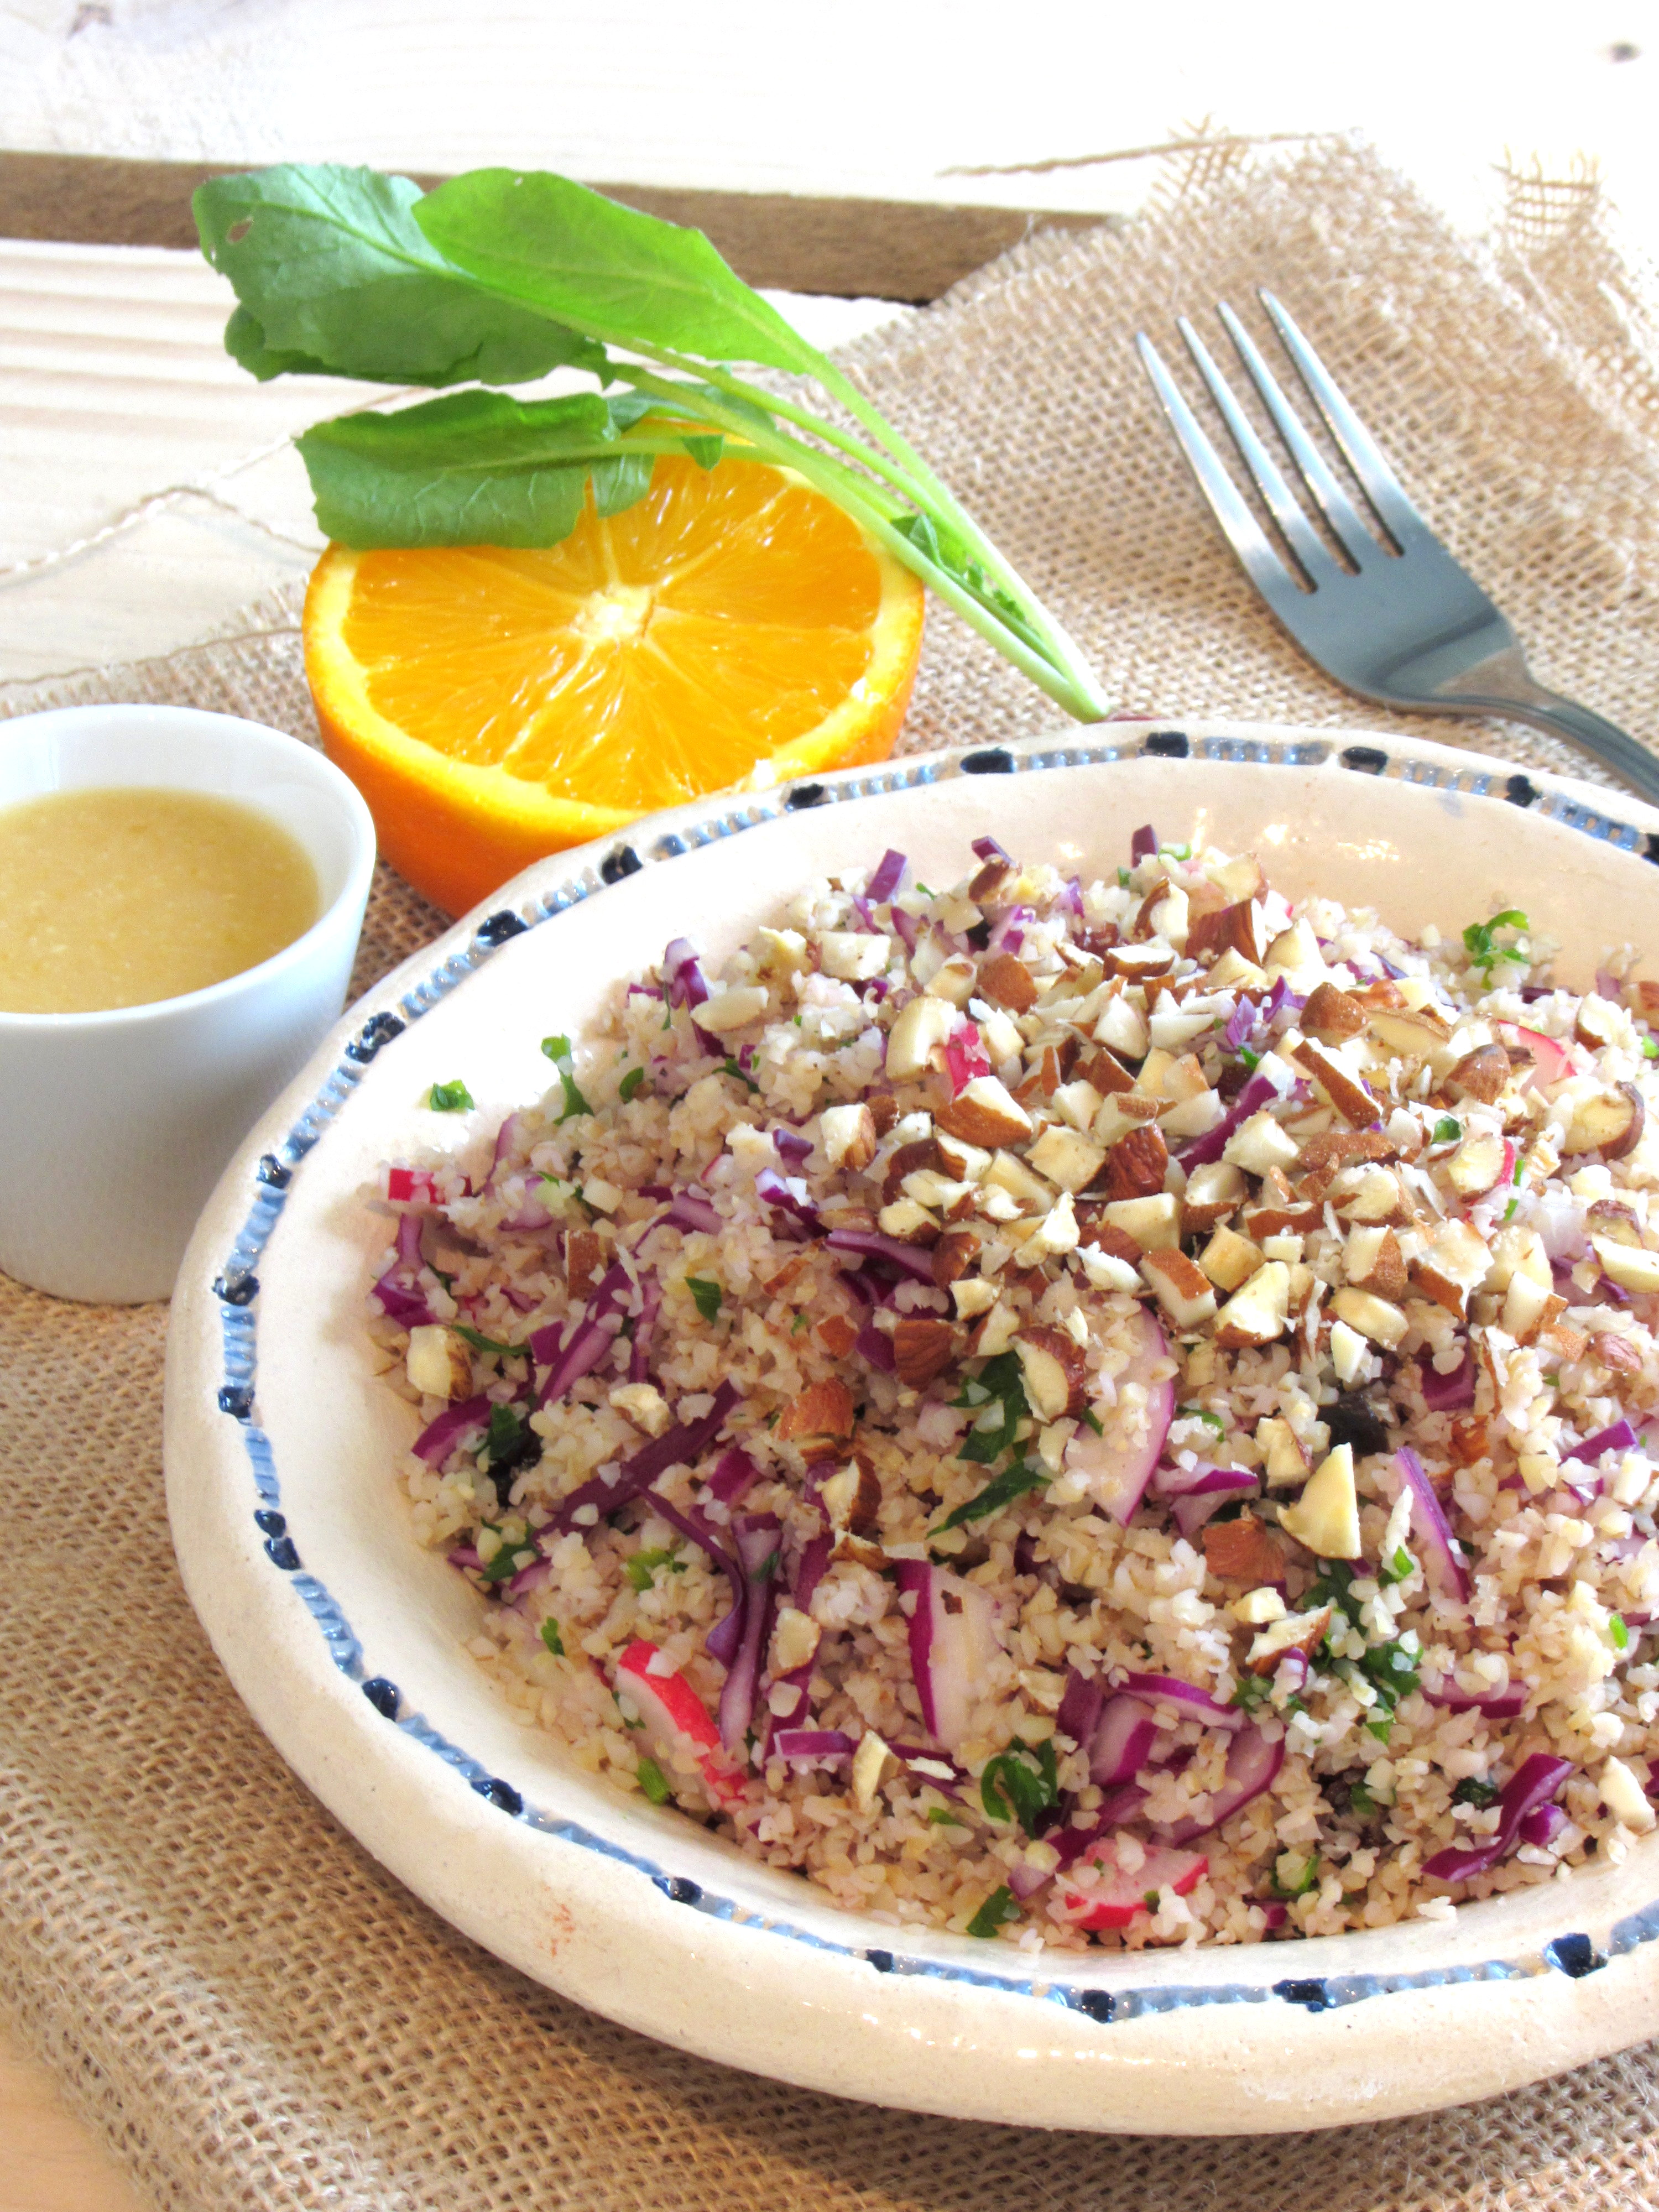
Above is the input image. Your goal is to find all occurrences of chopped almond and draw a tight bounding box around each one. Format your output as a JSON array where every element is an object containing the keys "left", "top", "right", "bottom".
[
  {"left": 1014, "top": 1327, "right": 1088, "bottom": 1420},
  {"left": 1029, "top": 1123, "right": 1108, "bottom": 1193},
  {"left": 1575, "top": 994, "right": 1624, "bottom": 1051},
  {"left": 820, "top": 1454, "right": 883, "bottom": 1538},
  {"left": 931, "top": 1227, "right": 983, "bottom": 1287},
  {"left": 1182, "top": 1159, "right": 1248, "bottom": 1235},
  {"left": 893, "top": 1316, "right": 959, "bottom": 1389},
  {"left": 968, "top": 856, "right": 1015, "bottom": 903},
  {"left": 816, "top": 1313, "right": 859, "bottom": 1359},
  {"left": 1447, "top": 1044, "right": 1511, "bottom": 1104},
  {"left": 1101, "top": 944, "right": 1175, "bottom": 983},
  {"left": 1593, "top": 1235, "right": 1659, "bottom": 1293},
  {"left": 1098, "top": 1193, "right": 1182, "bottom": 1251},
  {"left": 868, "top": 1094, "right": 901, "bottom": 1138},
  {"left": 977, "top": 952, "right": 1039, "bottom": 1013},
  {"left": 763, "top": 1254, "right": 809, "bottom": 1298},
  {"left": 1540, "top": 1323, "right": 1589, "bottom": 1364},
  {"left": 1256, "top": 1416, "right": 1311, "bottom": 1486},
  {"left": 1246, "top": 1604, "right": 1332, "bottom": 1675},
  {"left": 1414, "top": 1219, "right": 1491, "bottom": 1317},
  {"left": 1593, "top": 1330, "right": 1644, "bottom": 1374},
  {"left": 1214, "top": 1261, "right": 1291, "bottom": 1348},
  {"left": 1243, "top": 1202, "right": 1325, "bottom": 1239},
  {"left": 1140, "top": 1247, "right": 1218, "bottom": 1331},
  {"left": 564, "top": 1227, "right": 604, "bottom": 1296},
  {"left": 1301, "top": 982, "right": 1368, "bottom": 1044},
  {"left": 778, "top": 1378, "right": 855, "bottom": 1444},
  {"left": 885, "top": 994, "right": 957, "bottom": 1082},
  {"left": 1344, "top": 1225, "right": 1407, "bottom": 1301},
  {"left": 883, "top": 1136, "right": 942, "bottom": 1204},
  {"left": 1293, "top": 1040, "right": 1378, "bottom": 1127},
  {"left": 1201, "top": 1224, "right": 1265, "bottom": 1292},
  {"left": 1448, "top": 1416, "right": 1489, "bottom": 1465},
  {"left": 1186, "top": 899, "right": 1266, "bottom": 966},
  {"left": 1295, "top": 1129, "right": 1397, "bottom": 1177},
  {"left": 1329, "top": 1285, "right": 1408, "bottom": 1350},
  {"left": 1563, "top": 1083, "right": 1646, "bottom": 1161},
  {"left": 1072, "top": 1211, "right": 1146, "bottom": 1265},
  {"left": 936, "top": 1076, "right": 1033, "bottom": 1149},
  {"left": 1203, "top": 1510, "right": 1283, "bottom": 1585},
  {"left": 406, "top": 1324, "right": 472, "bottom": 1401},
  {"left": 1077, "top": 1046, "right": 1135, "bottom": 1097},
  {"left": 1106, "top": 1121, "right": 1170, "bottom": 1201}
]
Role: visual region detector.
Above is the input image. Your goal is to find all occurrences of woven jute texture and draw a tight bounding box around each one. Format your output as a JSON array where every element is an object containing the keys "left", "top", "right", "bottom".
[{"left": 7, "top": 137, "right": 1659, "bottom": 2211}]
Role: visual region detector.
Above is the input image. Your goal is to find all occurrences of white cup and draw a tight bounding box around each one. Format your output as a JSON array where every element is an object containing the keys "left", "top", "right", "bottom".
[{"left": 0, "top": 705, "right": 376, "bottom": 1303}]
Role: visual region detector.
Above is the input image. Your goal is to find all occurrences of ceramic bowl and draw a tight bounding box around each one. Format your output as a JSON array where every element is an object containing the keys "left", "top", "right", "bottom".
[
  {"left": 0, "top": 705, "right": 375, "bottom": 1303},
  {"left": 164, "top": 723, "right": 1659, "bottom": 2133}
]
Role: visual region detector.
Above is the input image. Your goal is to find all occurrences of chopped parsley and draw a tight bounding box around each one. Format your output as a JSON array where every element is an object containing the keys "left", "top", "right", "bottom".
[
  {"left": 1432, "top": 1116, "right": 1462, "bottom": 1145},
  {"left": 1462, "top": 908, "right": 1529, "bottom": 983},
  {"left": 1453, "top": 1777, "right": 1501, "bottom": 1808},
  {"left": 1239, "top": 1044, "right": 1262, "bottom": 1071},
  {"left": 1081, "top": 1407, "right": 1104, "bottom": 1436},
  {"left": 1365, "top": 1717, "right": 1394, "bottom": 1744},
  {"left": 636, "top": 1755, "right": 672, "bottom": 1805},
  {"left": 952, "top": 1351, "right": 1030, "bottom": 1467},
  {"left": 1346, "top": 1780, "right": 1380, "bottom": 1821},
  {"left": 1306, "top": 1558, "right": 1357, "bottom": 1629},
  {"left": 1270, "top": 1854, "right": 1319, "bottom": 1900},
  {"left": 427, "top": 1078, "right": 474, "bottom": 1112},
  {"left": 1378, "top": 1543, "right": 1416, "bottom": 1587},
  {"left": 452, "top": 1322, "right": 530, "bottom": 1360},
  {"left": 938, "top": 1460, "right": 1047, "bottom": 1532},
  {"left": 1118, "top": 867, "right": 1131, "bottom": 888},
  {"left": 791, "top": 1313, "right": 810, "bottom": 1334},
  {"left": 482, "top": 1402, "right": 532, "bottom": 1471},
  {"left": 477, "top": 1528, "right": 526, "bottom": 1584},
  {"left": 966, "top": 1884, "right": 1022, "bottom": 1938},
  {"left": 618, "top": 1065, "right": 647, "bottom": 1103},
  {"left": 540, "top": 1618, "right": 565, "bottom": 1657},
  {"left": 1230, "top": 1673, "right": 1274, "bottom": 1713},
  {"left": 625, "top": 1545, "right": 684, "bottom": 1593},
  {"left": 979, "top": 1740, "right": 1059, "bottom": 1834},
  {"left": 686, "top": 1276, "right": 723, "bottom": 1323},
  {"left": 1357, "top": 1637, "right": 1420, "bottom": 1713},
  {"left": 927, "top": 1806, "right": 965, "bottom": 1828},
  {"left": 1644, "top": 1038, "right": 1659, "bottom": 1061},
  {"left": 719, "top": 1056, "right": 761, "bottom": 1094},
  {"left": 1611, "top": 1613, "right": 1631, "bottom": 1651},
  {"left": 540, "top": 1034, "right": 593, "bottom": 1120},
  {"left": 1178, "top": 1404, "right": 1227, "bottom": 1438}
]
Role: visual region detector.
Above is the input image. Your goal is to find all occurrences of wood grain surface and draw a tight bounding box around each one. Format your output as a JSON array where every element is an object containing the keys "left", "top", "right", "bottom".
[{"left": 0, "top": 2030, "right": 146, "bottom": 2212}]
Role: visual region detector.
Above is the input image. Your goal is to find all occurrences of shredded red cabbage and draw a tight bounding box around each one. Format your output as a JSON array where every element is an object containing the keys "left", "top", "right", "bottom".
[
  {"left": 718, "top": 1513, "right": 782, "bottom": 1752},
  {"left": 1519, "top": 1802, "right": 1567, "bottom": 1849},
  {"left": 971, "top": 836, "right": 1011, "bottom": 864},
  {"left": 1564, "top": 1418, "right": 1641, "bottom": 1469},
  {"left": 854, "top": 1320, "right": 896, "bottom": 1373},
  {"left": 1421, "top": 1753, "right": 1572, "bottom": 1881},
  {"left": 1056, "top": 1665, "right": 1103, "bottom": 1748},
  {"left": 1418, "top": 1348, "right": 1475, "bottom": 1412},
  {"left": 1118, "top": 1671, "right": 1245, "bottom": 1733},
  {"left": 766, "top": 1531, "right": 833, "bottom": 1733},
  {"left": 754, "top": 1168, "right": 821, "bottom": 1236},
  {"left": 550, "top": 1379, "right": 739, "bottom": 1533},
  {"left": 867, "top": 849, "right": 907, "bottom": 902},
  {"left": 1422, "top": 1679, "right": 1526, "bottom": 1719},
  {"left": 1130, "top": 825, "right": 1157, "bottom": 864},
  {"left": 942, "top": 1031, "right": 992, "bottom": 1093},
  {"left": 772, "top": 1729, "right": 856, "bottom": 1764},
  {"left": 628, "top": 1274, "right": 662, "bottom": 1382},
  {"left": 1089, "top": 1694, "right": 1159, "bottom": 1786},
  {"left": 662, "top": 937, "right": 709, "bottom": 1010},
  {"left": 1391, "top": 1447, "right": 1470, "bottom": 1603},
  {"left": 1175, "top": 1070, "right": 1281, "bottom": 1168},
  {"left": 772, "top": 1127, "right": 813, "bottom": 1164},
  {"left": 413, "top": 1394, "right": 493, "bottom": 1465},
  {"left": 826, "top": 1228, "right": 939, "bottom": 1282}
]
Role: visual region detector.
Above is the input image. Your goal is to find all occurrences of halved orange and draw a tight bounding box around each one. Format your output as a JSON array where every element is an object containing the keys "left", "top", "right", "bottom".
[{"left": 302, "top": 452, "right": 926, "bottom": 916}]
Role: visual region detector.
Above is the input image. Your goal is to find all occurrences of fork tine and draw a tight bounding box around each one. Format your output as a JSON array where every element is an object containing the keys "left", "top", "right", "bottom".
[
  {"left": 1175, "top": 316, "right": 1343, "bottom": 588},
  {"left": 1257, "top": 290, "right": 1417, "bottom": 542},
  {"left": 1135, "top": 333, "right": 1300, "bottom": 612},
  {"left": 1214, "top": 301, "right": 1378, "bottom": 566}
]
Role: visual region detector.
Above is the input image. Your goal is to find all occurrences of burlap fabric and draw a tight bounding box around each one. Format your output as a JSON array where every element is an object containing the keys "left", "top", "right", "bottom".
[{"left": 6, "top": 137, "right": 1659, "bottom": 2210}]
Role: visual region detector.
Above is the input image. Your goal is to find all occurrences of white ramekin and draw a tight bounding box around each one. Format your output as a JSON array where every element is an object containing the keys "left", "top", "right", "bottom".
[{"left": 0, "top": 705, "right": 375, "bottom": 1302}]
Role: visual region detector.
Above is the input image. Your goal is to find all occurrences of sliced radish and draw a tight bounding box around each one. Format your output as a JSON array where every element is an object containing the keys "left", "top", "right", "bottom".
[
  {"left": 614, "top": 1639, "right": 747, "bottom": 1809},
  {"left": 1156, "top": 1721, "right": 1284, "bottom": 1844},
  {"left": 386, "top": 1165, "right": 444, "bottom": 1205},
  {"left": 1052, "top": 1840, "right": 1208, "bottom": 1931},
  {"left": 894, "top": 1561, "right": 1004, "bottom": 1751},
  {"left": 1499, "top": 1023, "right": 1578, "bottom": 1092},
  {"left": 1064, "top": 1308, "right": 1173, "bottom": 1526}
]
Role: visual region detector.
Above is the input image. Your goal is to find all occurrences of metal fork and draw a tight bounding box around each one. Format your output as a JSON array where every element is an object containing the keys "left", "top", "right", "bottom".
[{"left": 1136, "top": 293, "right": 1659, "bottom": 805}]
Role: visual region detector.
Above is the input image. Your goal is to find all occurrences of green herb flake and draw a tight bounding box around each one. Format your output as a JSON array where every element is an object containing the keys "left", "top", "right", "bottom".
[
  {"left": 1270, "top": 1855, "right": 1320, "bottom": 1900},
  {"left": 1081, "top": 1407, "right": 1104, "bottom": 1436},
  {"left": 966, "top": 1884, "right": 1022, "bottom": 1939},
  {"left": 1378, "top": 1543, "right": 1415, "bottom": 1588},
  {"left": 952, "top": 1350, "right": 1030, "bottom": 1467},
  {"left": 1239, "top": 1044, "right": 1261, "bottom": 1071},
  {"left": 1144, "top": 1890, "right": 1162, "bottom": 1912},
  {"left": 452, "top": 1322, "right": 531, "bottom": 1360},
  {"left": 618, "top": 1065, "right": 647, "bottom": 1103},
  {"left": 625, "top": 1545, "right": 683, "bottom": 1593},
  {"left": 1503, "top": 1196, "right": 1520, "bottom": 1223},
  {"left": 636, "top": 1754, "right": 672, "bottom": 1806},
  {"left": 540, "top": 1618, "right": 565, "bottom": 1657},
  {"left": 1611, "top": 1613, "right": 1631, "bottom": 1651},
  {"left": 483, "top": 1402, "right": 530, "bottom": 1470},
  {"left": 719, "top": 1057, "right": 761, "bottom": 1094},
  {"left": 686, "top": 1276, "right": 723, "bottom": 1323},
  {"left": 1230, "top": 1673, "right": 1274, "bottom": 1713},
  {"left": 926, "top": 1806, "right": 964, "bottom": 1828},
  {"left": 540, "top": 1033, "right": 593, "bottom": 1120},
  {"left": 1357, "top": 1637, "right": 1421, "bottom": 1713},
  {"left": 1432, "top": 1116, "right": 1463, "bottom": 1145},
  {"left": 1452, "top": 1777, "right": 1501, "bottom": 1808},
  {"left": 979, "top": 1740, "right": 1060, "bottom": 1835},
  {"left": 1118, "top": 868, "right": 1132, "bottom": 889},
  {"left": 1462, "top": 909, "right": 1530, "bottom": 983},
  {"left": 1644, "top": 1037, "right": 1658, "bottom": 1061},
  {"left": 427, "top": 1078, "right": 474, "bottom": 1112},
  {"left": 477, "top": 1530, "right": 523, "bottom": 1584},
  {"left": 1347, "top": 1781, "right": 1378, "bottom": 1821},
  {"left": 1365, "top": 1717, "right": 1394, "bottom": 1744},
  {"left": 939, "top": 1460, "right": 1047, "bottom": 1532}
]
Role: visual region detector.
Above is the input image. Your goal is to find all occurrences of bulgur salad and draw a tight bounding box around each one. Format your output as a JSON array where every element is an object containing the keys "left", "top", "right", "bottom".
[{"left": 367, "top": 827, "right": 1659, "bottom": 1953}]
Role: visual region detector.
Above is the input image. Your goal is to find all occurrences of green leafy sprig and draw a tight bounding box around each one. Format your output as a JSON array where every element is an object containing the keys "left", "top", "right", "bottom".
[
  {"left": 1462, "top": 909, "right": 1530, "bottom": 983},
  {"left": 193, "top": 164, "right": 1108, "bottom": 720}
]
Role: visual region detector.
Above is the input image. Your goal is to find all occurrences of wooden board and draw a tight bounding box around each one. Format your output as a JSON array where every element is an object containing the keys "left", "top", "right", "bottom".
[{"left": 0, "top": 150, "right": 1109, "bottom": 302}]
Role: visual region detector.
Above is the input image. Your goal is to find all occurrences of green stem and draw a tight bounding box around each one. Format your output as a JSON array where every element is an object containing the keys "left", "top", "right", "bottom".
[{"left": 617, "top": 368, "right": 1105, "bottom": 717}]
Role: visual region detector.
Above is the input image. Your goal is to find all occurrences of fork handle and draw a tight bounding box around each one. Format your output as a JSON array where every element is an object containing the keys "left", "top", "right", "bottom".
[{"left": 1448, "top": 687, "right": 1659, "bottom": 809}]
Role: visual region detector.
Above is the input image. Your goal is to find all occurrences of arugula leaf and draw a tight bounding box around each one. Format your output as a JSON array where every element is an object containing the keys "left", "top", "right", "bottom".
[
  {"left": 193, "top": 165, "right": 605, "bottom": 385},
  {"left": 1462, "top": 909, "right": 1530, "bottom": 981},
  {"left": 618, "top": 1066, "right": 647, "bottom": 1103},
  {"left": 199, "top": 163, "right": 1109, "bottom": 722},
  {"left": 686, "top": 1277, "right": 723, "bottom": 1323},
  {"left": 635, "top": 1754, "right": 672, "bottom": 1805},
  {"left": 298, "top": 389, "right": 681, "bottom": 549},
  {"left": 966, "top": 1884, "right": 1022, "bottom": 1938},
  {"left": 979, "top": 1740, "right": 1059, "bottom": 1834},
  {"left": 540, "top": 1617, "right": 565, "bottom": 1657},
  {"left": 427, "top": 1077, "right": 474, "bottom": 1111},
  {"left": 938, "top": 1460, "right": 1047, "bottom": 1532},
  {"left": 540, "top": 1034, "right": 592, "bottom": 1120}
]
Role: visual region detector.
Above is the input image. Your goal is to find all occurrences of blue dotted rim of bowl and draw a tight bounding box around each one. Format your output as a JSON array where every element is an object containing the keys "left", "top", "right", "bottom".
[{"left": 208, "top": 727, "right": 1659, "bottom": 2031}]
